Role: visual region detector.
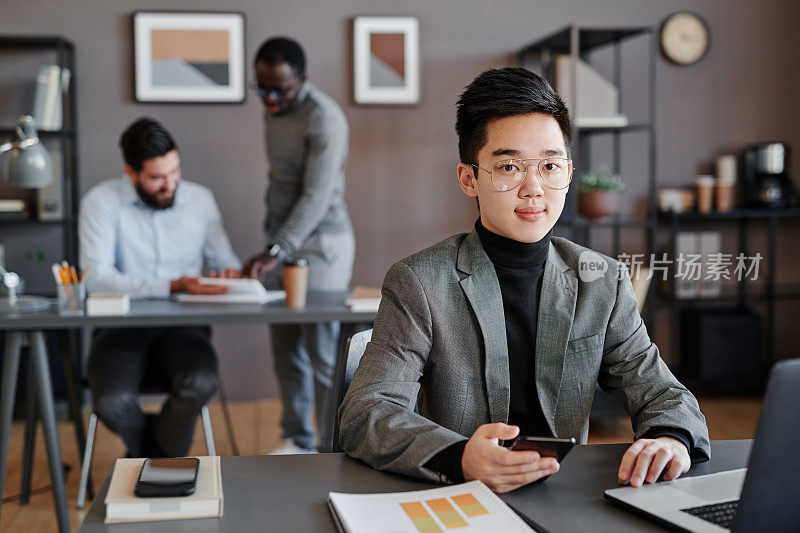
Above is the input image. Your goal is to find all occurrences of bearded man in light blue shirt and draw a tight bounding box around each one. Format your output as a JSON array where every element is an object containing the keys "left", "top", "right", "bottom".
[{"left": 79, "top": 117, "right": 240, "bottom": 457}]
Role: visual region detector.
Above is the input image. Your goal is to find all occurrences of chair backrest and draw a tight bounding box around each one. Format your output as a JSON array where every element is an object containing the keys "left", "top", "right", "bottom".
[
  {"left": 331, "top": 328, "right": 372, "bottom": 452},
  {"left": 630, "top": 266, "right": 651, "bottom": 314}
]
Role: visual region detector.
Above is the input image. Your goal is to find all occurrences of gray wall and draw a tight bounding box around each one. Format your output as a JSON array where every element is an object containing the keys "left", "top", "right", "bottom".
[{"left": 2, "top": 0, "right": 798, "bottom": 398}]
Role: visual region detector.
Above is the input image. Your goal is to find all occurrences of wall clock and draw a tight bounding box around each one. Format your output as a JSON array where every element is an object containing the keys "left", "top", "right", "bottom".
[{"left": 659, "top": 12, "right": 710, "bottom": 66}]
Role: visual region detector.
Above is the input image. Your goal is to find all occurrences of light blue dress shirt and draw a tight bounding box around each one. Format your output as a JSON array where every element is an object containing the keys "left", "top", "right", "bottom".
[{"left": 79, "top": 175, "right": 241, "bottom": 298}]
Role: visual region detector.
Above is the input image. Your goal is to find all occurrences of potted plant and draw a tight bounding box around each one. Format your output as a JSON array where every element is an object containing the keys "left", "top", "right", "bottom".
[{"left": 578, "top": 168, "right": 626, "bottom": 220}]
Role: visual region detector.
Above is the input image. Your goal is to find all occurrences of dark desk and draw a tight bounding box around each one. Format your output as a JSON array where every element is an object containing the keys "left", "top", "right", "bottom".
[
  {"left": 78, "top": 440, "right": 751, "bottom": 532},
  {"left": 0, "top": 292, "right": 376, "bottom": 533},
  {"left": 0, "top": 291, "right": 378, "bottom": 329}
]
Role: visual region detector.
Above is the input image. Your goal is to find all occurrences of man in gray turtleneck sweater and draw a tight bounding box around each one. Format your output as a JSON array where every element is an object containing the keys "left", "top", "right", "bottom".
[{"left": 243, "top": 37, "right": 354, "bottom": 454}]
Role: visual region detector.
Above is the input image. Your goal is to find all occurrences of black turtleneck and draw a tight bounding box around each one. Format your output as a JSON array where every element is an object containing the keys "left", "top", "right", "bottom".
[
  {"left": 475, "top": 219, "right": 553, "bottom": 438},
  {"left": 425, "top": 221, "right": 692, "bottom": 483}
]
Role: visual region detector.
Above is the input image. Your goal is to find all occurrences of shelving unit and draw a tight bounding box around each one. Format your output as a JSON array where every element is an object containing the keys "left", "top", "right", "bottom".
[
  {"left": 517, "top": 25, "right": 657, "bottom": 324},
  {"left": 0, "top": 36, "right": 78, "bottom": 297},
  {"left": 662, "top": 208, "right": 800, "bottom": 386},
  {"left": 0, "top": 38, "right": 89, "bottom": 506}
]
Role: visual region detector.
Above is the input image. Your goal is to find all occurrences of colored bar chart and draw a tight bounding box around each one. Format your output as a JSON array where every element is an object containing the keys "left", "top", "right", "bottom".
[
  {"left": 426, "top": 497, "right": 468, "bottom": 528},
  {"left": 400, "top": 491, "right": 492, "bottom": 532},
  {"left": 400, "top": 501, "right": 444, "bottom": 533},
  {"left": 452, "top": 493, "right": 490, "bottom": 517},
  {"left": 331, "top": 481, "right": 529, "bottom": 533}
]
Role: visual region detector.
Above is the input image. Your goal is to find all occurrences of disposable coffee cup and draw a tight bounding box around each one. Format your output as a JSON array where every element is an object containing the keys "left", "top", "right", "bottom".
[
  {"left": 695, "top": 175, "right": 715, "bottom": 213},
  {"left": 715, "top": 176, "right": 736, "bottom": 212},
  {"left": 283, "top": 258, "right": 309, "bottom": 309},
  {"left": 716, "top": 155, "right": 737, "bottom": 183}
]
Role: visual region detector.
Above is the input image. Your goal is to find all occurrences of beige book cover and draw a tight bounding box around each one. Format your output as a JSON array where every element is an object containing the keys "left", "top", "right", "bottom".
[
  {"left": 104, "top": 456, "right": 223, "bottom": 524},
  {"left": 346, "top": 286, "right": 382, "bottom": 311},
  {"left": 86, "top": 293, "right": 130, "bottom": 316}
]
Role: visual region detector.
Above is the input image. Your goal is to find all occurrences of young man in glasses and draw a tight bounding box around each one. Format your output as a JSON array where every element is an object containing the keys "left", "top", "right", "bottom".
[
  {"left": 339, "top": 68, "right": 710, "bottom": 493},
  {"left": 243, "top": 37, "right": 355, "bottom": 454}
]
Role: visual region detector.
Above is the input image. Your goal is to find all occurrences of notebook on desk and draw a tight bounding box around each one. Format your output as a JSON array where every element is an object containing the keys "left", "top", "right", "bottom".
[
  {"left": 605, "top": 359, "right": 800, "bottom": 532},
  {"left": 328, "top": 480, "right": 536, "bottom": 532},
  {"left": 104, "top": 456, "right": 223, "bottom": 524},
  {"left": 345, "top": 286, "right": 382, "bottom": 312}
]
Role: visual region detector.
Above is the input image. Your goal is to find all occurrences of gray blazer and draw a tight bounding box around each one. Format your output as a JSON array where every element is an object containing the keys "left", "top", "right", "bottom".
[{"left": 338, "top": 230, "right": 710, "bottom": 483}]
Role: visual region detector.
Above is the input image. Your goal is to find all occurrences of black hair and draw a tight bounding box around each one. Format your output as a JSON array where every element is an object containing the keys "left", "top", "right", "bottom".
[
  {"left": 254, "top": 37, "right": 306, "bottom": 77},
  {"left": 119, "top": 118, "right": 178, "bottom": 172},
  {"left": 455, "top": 67, "right": 571, "bottom": 165}
]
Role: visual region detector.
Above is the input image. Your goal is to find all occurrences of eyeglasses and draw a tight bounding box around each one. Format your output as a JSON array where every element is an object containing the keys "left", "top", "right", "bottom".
[
  {"left": 250, "top": 84, "right": 290, "bottom": 102},
  {"left": 471, "top": 157, "right": 573, "bottom": 192}
]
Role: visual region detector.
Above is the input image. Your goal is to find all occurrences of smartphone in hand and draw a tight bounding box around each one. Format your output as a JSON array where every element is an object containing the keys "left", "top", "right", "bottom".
[
  {"left": 135, "top": 457, "right": 200, "bottom": 498},
  {"left": 510, "top": 436, "right": 576, "bottom": 462}
]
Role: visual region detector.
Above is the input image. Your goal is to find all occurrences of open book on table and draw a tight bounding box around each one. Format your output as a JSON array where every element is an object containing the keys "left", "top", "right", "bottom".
[{"left": 175, "top": 277, "right": 285, "bottom": 304}]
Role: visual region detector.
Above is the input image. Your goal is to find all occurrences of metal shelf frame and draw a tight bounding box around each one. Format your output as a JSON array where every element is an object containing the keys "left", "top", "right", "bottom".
[
  {"left": 518, "top": 24, "right": 658, "bottom": 329},
  {"left": 0, "top": 35, "right": 79, "bottom": 285},
  {"left": 664, "top": 210, "right": 800, "bottom": 382}
]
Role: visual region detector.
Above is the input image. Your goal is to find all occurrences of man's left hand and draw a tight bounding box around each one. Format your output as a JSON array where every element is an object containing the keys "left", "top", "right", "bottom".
[{"left": 617, "top": 437, "right": 690, "bottom": 487}]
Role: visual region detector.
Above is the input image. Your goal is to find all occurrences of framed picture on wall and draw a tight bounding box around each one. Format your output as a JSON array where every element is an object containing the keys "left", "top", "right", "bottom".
[
  {"left": 353, "top": 16, "right": 419, "bottom": 104},
  {"left": 132, "top": 11, "right": 246, "bottom": 103}
]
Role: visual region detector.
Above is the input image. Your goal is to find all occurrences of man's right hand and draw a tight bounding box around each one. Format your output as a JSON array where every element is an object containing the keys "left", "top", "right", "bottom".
[
  {"left": 242, "top": 252, "right": 279, "bottom": 279},
  {"left": 461, "top": 423, "right": 560, "bottom": 493},
  {"left": 170, "top": 276, "right": 229, "bottom": 295}
]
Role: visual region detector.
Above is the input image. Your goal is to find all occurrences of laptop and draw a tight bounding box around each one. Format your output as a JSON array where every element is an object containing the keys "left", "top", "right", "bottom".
[{"left": 604, "top": 358, "right": 800, "bottom": 532}]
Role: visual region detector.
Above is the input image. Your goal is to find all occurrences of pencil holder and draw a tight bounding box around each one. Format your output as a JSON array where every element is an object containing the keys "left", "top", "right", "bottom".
[{"left": 57, "top": 281, "right": 86, "bottom": 315}]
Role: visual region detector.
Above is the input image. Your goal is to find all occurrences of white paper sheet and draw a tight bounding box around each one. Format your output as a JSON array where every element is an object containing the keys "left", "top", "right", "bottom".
[{"left": 175, "top": 278, "right": 285, "bottom": 304}]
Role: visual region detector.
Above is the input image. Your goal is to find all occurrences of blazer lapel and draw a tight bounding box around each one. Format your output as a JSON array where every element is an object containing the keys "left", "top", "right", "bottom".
[
  {"left": 535, "top": 243, "right": 577, "bottom": 436},
  {"left": 457, "top": 231, "right": 510, "bottom": 424}
]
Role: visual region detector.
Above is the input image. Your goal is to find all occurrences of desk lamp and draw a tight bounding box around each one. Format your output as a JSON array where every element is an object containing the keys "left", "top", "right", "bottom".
[
  {"left": 0, "top": 115, "right": 54, "bottom": 314},
  {"left": 1, "top": 114, "right": 54, "bottom": 188}
]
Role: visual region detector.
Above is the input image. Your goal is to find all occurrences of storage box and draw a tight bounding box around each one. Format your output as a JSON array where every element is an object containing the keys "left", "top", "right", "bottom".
[{"left": 680, "top": 309, "right": 761, "bottom": 384}]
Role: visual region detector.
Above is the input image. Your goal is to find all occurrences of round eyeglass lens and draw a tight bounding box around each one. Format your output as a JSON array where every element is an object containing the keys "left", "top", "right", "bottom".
[
  {"left": 538, "top": 158, "right": 572, "bottom": 189},
  {"left": 491, "top": 161, "right": 526, "bottom": 191}
]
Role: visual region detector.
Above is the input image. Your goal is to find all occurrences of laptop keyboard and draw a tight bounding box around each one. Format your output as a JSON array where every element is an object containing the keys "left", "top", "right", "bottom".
[{"left": 681, "top": 500, "right": 740, "bottom": 529}]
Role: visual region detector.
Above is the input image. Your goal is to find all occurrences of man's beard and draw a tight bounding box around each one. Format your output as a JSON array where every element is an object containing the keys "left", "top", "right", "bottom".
[{"left": 135, "top": 181, "right": 176, "bottom": 210}]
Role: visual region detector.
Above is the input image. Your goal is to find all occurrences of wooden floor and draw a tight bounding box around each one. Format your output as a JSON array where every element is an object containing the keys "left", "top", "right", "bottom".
[{"left": 0, "top": 396, "right": 761, "bottom": 532}]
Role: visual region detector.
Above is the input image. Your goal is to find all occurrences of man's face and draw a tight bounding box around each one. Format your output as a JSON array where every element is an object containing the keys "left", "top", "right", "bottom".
[
  {"left": 255, "top": 61, "right": 305, "bottom": 115},
  {"left": 125, "top": 149, "right": 181, "bottom": 210},
  {"left": 457, "top": 113, "right": 570, "bottom": 243}
]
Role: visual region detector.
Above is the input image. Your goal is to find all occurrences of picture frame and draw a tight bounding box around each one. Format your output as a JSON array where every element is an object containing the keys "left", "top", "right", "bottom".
[
  {"left": 132, "top": 11, "right": 246, "bottom": 103},
  {"left": 353, "top": 16, "right": 420, "bottom": 105}
]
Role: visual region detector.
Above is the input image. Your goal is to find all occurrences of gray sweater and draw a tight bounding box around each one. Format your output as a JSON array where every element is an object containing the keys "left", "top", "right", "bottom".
[{"left": 263, "top": 82, "right": 352, "bottom": 257}]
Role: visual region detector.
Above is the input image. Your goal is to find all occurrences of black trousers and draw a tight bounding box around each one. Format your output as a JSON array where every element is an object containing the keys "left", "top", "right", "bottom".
[{"left": 87, "top": 327, "right": 218, "bottom": 457}]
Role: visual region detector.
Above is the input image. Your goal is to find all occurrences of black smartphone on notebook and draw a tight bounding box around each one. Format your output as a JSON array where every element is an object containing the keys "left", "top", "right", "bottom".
[{"left": 134, "top": 457, "right": 200, "bottom": 498}]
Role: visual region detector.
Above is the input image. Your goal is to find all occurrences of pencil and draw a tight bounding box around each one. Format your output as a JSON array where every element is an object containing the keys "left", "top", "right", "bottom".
[
  {"left": 51, "top": 264, "right": 63, "bottom": 285},
  {"left": 58, "top": 265, "right": 70, "bottom": 284},
  {"left": 70, "top": 266, "right": 78, "bottom": 284}
]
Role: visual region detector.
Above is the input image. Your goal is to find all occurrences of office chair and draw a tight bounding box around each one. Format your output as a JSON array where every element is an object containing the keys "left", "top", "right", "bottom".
[
  {"left": 330, "top": 328, "right": 372, "bottom": 453},
  {"left": 591, "top": 265, "right": 650, "bottom": 419},
  {"left": 76, "top": 372, "right": 217, "bottom": 509}
]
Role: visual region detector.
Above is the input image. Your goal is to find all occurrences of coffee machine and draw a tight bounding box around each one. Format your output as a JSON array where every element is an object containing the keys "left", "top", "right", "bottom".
[{"left": 743, "top": 142, "right": 796, "bottom": 208}]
